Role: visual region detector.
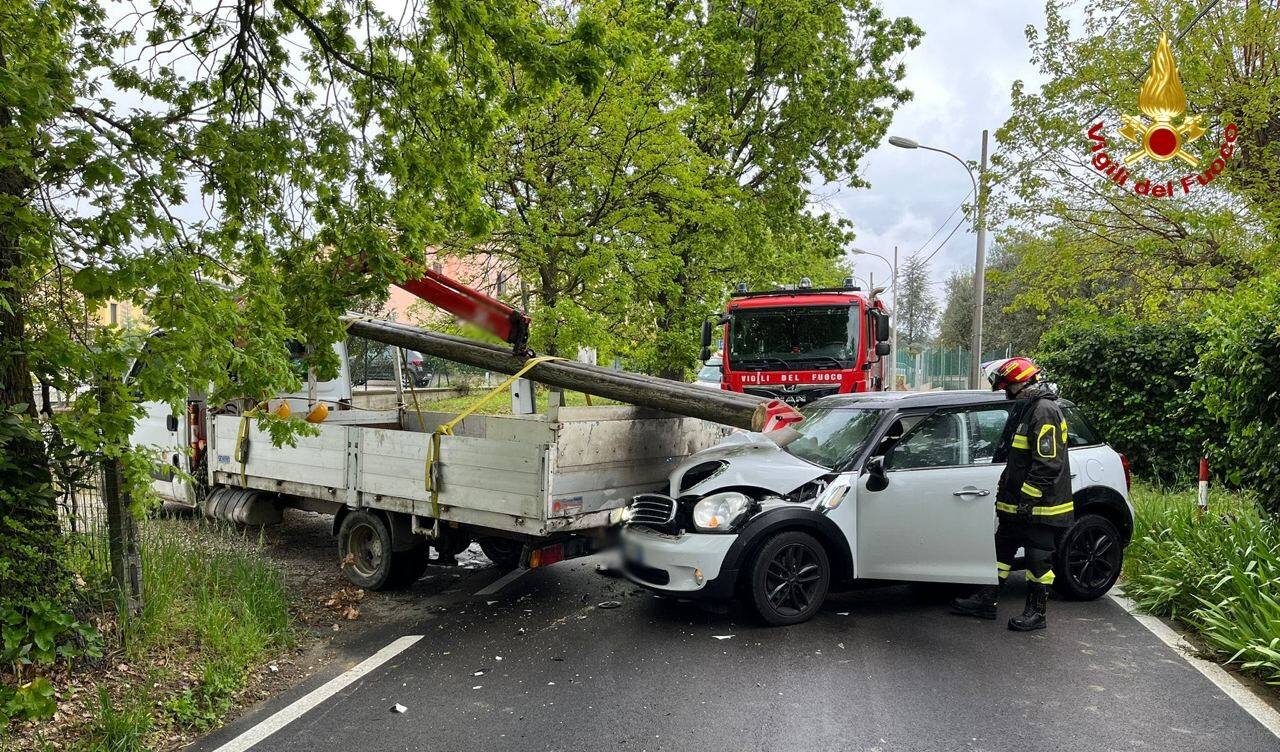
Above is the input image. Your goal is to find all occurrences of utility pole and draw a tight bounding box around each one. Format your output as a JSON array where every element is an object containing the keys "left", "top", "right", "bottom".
[
  {"left": 968, "top": 129, "right": 990, "bottom": 389},
  {"left": 891, "top": 245, "right": 899, "bottom": 390}
]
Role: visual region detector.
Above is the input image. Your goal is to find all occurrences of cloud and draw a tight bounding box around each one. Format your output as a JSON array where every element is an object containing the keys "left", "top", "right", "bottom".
[{"left": 820, "top": 1, "right": 1050, "bottom": 297}]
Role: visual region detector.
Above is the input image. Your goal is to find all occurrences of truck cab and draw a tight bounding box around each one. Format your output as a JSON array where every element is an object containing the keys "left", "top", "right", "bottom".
[{"left": 701, "top": 278, "right": 892, "bottom": 406}]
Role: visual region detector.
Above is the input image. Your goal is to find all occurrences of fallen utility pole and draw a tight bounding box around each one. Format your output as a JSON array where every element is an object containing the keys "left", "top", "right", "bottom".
[{"left": 346, "top": 318, "right": 769, "bottom": 429}]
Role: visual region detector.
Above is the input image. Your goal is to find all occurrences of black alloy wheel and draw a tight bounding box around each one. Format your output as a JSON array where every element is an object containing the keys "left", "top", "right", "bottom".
[
  {"left": 749, "top": 531, "right": 830, "bottom": 626},
  {"left": 1053, "top": 513, "right": 1123, "bottom": 600}
]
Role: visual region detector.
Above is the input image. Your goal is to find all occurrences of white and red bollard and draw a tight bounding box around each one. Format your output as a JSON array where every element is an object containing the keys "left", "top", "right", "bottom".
[{"left": 1197, "top": 457, "right": 1209, "bottom": 512}]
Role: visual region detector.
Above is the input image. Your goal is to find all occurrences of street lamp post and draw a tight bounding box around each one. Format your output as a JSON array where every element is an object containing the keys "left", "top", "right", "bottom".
[{"left": 888, "top": 130, "right": 990, "bottom": 388}]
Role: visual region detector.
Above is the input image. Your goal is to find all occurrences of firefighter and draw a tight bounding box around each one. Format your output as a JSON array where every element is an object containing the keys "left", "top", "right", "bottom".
[{"left": 951, "top": 356, "right": 1072, "bottom": 631}]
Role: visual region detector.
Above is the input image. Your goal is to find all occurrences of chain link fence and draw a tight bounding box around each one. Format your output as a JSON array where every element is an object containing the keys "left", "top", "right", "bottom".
[{"left": 893, "top": 345, "right": 1017, "bottom": 391}]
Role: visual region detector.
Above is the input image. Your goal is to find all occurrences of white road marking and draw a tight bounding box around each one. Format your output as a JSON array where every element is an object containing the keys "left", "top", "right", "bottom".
[
  {"left": 1109, "top": 593, "right": 1280, "bottom": 739},
  {"left": 474, "top": 567, "right": 530, "bottom": 596},
  {"left": 211, "top": 635, "right": 423, "bottom": 752}
]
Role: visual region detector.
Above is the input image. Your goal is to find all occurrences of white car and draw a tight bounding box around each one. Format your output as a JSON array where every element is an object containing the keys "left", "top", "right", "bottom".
[
  {"left": 620, "top": 390, "right": 1133, "bottom": 625},
  {"left": 693, "top": 356, "right": 722, "bottom": 389}
]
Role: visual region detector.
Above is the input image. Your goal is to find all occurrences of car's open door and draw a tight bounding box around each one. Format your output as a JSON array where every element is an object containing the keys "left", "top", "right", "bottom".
[{"left": 855, "top": 404, "right": 1014, "bottom": 584}]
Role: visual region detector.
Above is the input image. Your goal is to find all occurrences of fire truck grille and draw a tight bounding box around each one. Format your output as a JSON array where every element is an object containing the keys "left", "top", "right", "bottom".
[{"left": 742, "top": 385, "right": 841, "bottom": 406}]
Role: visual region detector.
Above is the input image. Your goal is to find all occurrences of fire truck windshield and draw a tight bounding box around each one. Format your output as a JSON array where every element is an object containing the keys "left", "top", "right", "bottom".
[{"left": 728, "top": 305, "right": 859, "bottom": 368}]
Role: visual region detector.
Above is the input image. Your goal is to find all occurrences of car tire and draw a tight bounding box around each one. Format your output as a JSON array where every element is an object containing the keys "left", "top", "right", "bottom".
[
  {"left": 338, "top": 510, "right": 397, "bottom": 590},
  {"left": 478, "top": 537, "right": 525, "bottom": 569},
  {"left": 1053, "top": 513, "right": 1123, "bottom": 600},
  {"left": 748, "top": 531, "right": 830, "bottom": 626}
]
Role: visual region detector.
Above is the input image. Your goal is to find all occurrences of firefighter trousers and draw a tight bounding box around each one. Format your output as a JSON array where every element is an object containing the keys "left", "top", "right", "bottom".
[{"left": 995, "top": 519, "right": 1057, "bottom": 586}]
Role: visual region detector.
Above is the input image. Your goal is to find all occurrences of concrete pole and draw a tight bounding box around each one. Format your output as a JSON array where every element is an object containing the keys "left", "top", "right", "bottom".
[
  {"left": 969, "top": 129, "right": 990, "bottom": 389},
  {"left": 891, "top": 245, "right": 899, "bottom": 390}
]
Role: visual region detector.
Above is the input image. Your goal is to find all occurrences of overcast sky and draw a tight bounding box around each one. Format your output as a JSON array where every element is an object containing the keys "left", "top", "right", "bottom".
[{"left": 819, "top": 1, "right": 1054, "bottom": 299}]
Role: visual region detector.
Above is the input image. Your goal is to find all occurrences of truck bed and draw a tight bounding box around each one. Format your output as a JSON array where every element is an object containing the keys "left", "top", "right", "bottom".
[{"left": 208, "top": 405, "right": 728, "bottom": 537}]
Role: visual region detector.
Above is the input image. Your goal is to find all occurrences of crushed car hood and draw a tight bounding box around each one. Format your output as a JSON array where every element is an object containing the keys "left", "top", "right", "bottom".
[{"left": 670, "top": 432, "right": 828, "bottom": 497}]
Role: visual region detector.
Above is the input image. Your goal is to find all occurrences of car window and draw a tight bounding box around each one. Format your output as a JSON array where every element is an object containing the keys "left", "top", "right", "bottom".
[
  {"left": 1062, "top": 405, "right": 1103, "bottom": 447},
  {"left": 773, "top": 406, "right": 883, "bottom": 470},
  {"left": 887, "top": 405, "right": 1016, "bottom": 470}
]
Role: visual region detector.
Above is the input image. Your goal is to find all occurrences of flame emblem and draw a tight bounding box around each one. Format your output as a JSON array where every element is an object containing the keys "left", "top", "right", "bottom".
[{"left": 1118, "top": 33, "right": 1205, "bottom": 166}]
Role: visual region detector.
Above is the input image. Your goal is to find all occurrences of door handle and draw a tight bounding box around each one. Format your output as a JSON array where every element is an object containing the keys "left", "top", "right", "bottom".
[{"left": 953, "top": 487, "right": 990, "bottom": 497}]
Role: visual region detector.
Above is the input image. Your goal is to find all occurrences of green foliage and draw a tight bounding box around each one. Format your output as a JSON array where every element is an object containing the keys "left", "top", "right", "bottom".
[
  {"left": 0, "top": 405, "right": 65, "bottom": 607},
  {"left": 448, "top": 0, "right": 921, "bottom": 376},
  {"left": 1, "top": 0, "right": 605, "bottom": 608},
  {"left": 0, "top": 677, "right": 56, "bottom": 727},
  {"left": 0, "top": 601, "right": 101, "bottom": 725},
  {"left": 1192, "top": 273, "right": 1280, "bottom": 514},
  {"left": 1123, "top": 485, "right": 1280, "bottom": 684},
  {"left": 1037, "top": 315, "right": 1206, "bottom": 485}
]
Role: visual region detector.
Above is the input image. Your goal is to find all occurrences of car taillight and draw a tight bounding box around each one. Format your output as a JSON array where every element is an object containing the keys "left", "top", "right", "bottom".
[
  {"left": 410, "top": 358, "right": 423, "bottom": 365},
  {"left": 1119, "top": 453, "right": 1132, "bottom": 491}
]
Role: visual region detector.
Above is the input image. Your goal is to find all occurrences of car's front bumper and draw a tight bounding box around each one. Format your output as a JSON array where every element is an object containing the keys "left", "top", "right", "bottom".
[{"left": 619, "top": 525, "right": 739, "bottom": 599}]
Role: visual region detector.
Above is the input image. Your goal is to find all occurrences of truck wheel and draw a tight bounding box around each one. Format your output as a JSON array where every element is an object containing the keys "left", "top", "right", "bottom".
[
  {"left": 338, "top": 510, "right": 398, "bottom": 590},
  {"left": 1053, "top": 513, "right": 1123, "bottom": 601},
  {"left": 478, "top": 537, "right": 524, "bottom": 569},
  {"left": 748, "top": 531, "right": 830, "bottom": 626}
]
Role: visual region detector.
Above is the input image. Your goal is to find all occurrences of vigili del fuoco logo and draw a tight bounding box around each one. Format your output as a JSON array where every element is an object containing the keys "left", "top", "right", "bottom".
[{"left": 1086, "top": 32, "right": 1238, "bottom": 198}]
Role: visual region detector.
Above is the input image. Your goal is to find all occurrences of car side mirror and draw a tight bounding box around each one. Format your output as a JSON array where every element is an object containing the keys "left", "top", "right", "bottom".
[
  {"left": 864, "top": 455, "right": 889, "bottom": 492},
  {"left": 700, "top": 318, "right": 713, "bottom": 363},
  {"left": 166, "top": 414, "right": 179, "bottom": 432},
  {"left": 875, "top": 341, "right": 891, "bottom": 357}
]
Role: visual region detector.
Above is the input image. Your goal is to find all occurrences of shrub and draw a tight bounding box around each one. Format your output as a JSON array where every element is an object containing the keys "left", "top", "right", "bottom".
[
  {"left": 1192, "top": 274, "right": 1280, "bottom": 514},
  {"left": 1037, "top": 316, "right": 1207, "bottom": 485},
  {"left": 1123, "top": 485, "right": 1280, "bottom": 683}
]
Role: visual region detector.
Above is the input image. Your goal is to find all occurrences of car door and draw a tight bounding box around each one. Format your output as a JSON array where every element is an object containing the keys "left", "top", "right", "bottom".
[{"left": 854, "top": 403, "right": 1015, "bottom": 584}]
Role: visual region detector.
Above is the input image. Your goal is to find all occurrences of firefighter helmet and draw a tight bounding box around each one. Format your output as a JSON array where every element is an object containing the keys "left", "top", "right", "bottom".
[{"left": 984, "top": 356, "right": 1041, "bottom": 392}]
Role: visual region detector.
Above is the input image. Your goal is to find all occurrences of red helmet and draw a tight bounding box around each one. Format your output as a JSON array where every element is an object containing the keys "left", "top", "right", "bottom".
[{"left": 984, "top": 357, "right": 1041, "bottom": 392}]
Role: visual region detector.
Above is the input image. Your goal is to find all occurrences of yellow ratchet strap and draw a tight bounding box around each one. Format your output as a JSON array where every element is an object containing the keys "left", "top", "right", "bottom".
[{"left": 425, "top": 356, "right": 563, "bottom": 521}]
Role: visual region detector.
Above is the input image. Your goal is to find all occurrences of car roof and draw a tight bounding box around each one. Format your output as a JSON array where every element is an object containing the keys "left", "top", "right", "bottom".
[{"left": 810, "top": 389, "right": 1077, "bottom": 410}]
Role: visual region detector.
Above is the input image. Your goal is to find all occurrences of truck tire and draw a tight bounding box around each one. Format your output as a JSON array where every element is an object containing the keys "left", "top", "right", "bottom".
[
  {"left": 1053, "top": 513, "right": 1123, "bottom": 601},
  {"left": 747, "top": 531, "right": 830, "bottom": 626},
  {"left": 478, "top": 537, "right": 524, "bottom": 569},
  {"left": 338, "top": 510, "right": 399, "bottom": 590}
]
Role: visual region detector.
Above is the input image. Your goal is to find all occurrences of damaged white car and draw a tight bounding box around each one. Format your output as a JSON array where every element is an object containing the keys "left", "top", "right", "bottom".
[{"left": 619, "top": 391, "right": 1133, "bottom": 625}]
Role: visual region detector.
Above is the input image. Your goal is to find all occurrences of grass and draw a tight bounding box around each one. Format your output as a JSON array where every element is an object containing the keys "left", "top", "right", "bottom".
[
  {"left": 1123, "top": 484, "right": 1280, "bottom": 684},
  {"left": 33, "top": 517, "right": 297, "bottom": 751}
]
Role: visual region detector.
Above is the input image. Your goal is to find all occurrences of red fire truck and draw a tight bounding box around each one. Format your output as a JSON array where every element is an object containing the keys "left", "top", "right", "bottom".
[{"left": 699, "top": 278, "right": 893, "bottom": 406}]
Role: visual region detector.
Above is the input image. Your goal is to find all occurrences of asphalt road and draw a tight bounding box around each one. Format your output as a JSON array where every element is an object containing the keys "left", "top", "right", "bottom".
[{"left": 194, "top": 558, "right": 1280, "bottom": 752}]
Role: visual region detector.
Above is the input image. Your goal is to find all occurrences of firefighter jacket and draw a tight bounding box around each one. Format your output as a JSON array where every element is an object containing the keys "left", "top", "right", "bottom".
[{"left": 996, "top": 387, "right": 1074, "bottom": 528}]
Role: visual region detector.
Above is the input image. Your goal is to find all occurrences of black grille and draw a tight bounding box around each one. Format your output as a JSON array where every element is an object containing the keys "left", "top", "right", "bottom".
[
  {"left": 624, "top": 561, "right": 671, "bottom": 586},
  {"left": 628, "top": 493, "right": 676, "bottom": 527},
  {"left": 742, "top": 385, "right": 841, "bottom": 406}
]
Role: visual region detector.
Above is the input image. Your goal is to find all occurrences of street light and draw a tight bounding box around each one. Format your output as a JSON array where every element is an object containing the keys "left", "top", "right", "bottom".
[{"left": 889, "top": 129, "right": 990, "bottom": 389}]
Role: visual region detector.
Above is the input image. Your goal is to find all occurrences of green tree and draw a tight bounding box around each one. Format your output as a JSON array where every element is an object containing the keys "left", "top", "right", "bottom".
[
  {"left": 448, "top": 0, "right": 921, "bottom": 377},
  {"left": 0, "top": 0, "right": 599, "bottom": 605},
  {"left": 895, "top": 254, "right": 936, "bottom": 352},
  {"left": 994, "top": 0, "right": 1278, "bottom": 317}
]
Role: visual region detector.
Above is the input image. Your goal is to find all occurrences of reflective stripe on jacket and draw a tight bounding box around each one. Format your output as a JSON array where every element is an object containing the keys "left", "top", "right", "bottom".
[{"left": 996, "top": 393, "right": 1074, "bottom": 527}]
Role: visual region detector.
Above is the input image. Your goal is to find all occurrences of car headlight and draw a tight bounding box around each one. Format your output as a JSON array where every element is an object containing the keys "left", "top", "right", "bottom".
[{"left": 692, "top": 492, "right": 752, "bottom": 532}]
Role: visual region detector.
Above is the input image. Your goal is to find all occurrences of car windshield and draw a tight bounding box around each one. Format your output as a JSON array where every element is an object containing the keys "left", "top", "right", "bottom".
[
  {"left": 770, "top": 406, "right": 883, "bottom": 470},
  {"left": 728, "top": 305, "right": 858, "bottom": 366},
  {"left": 696, "top": 363, "right": 720, "bottom": 382}
]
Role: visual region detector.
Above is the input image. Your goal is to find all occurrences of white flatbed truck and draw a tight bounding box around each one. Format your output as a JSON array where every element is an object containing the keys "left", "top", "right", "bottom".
[{"left": 132, "top": 334, "right": 728, "bottom": 588}]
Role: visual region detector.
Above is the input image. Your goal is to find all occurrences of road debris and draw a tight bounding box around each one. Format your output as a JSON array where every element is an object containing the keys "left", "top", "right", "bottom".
[
  {"left": 596, "top": 600, "right": 622, "bottom": 609},
  {"left": 712, "top": 635, "right": 734, "bottom": 640},
  {"left": 390, "top": 703, "right": 407, "bottom": 714}
]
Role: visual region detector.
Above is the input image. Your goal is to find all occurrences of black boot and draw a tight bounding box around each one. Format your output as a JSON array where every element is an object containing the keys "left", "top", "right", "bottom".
[
  {"left": 1008, "top": 583, "right": 1048, "bottom": 631},
  {"left": 950, "top": 584, "right": 1001, "bottom": 620}
]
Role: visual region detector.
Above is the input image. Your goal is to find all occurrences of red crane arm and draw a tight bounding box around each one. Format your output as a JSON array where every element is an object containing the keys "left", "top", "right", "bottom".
[{"left": 395, "top": 269, "right": 531, "bottom": 355}]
